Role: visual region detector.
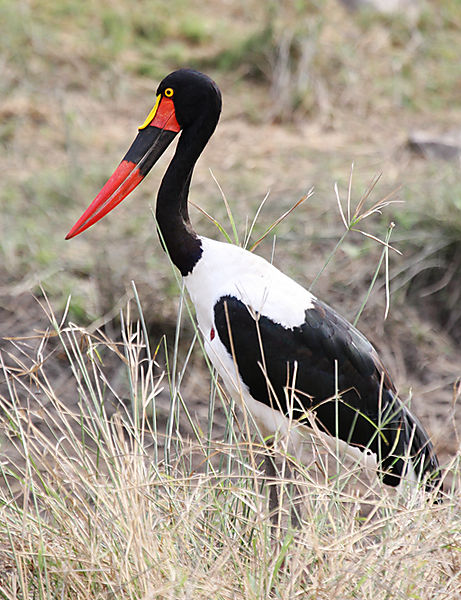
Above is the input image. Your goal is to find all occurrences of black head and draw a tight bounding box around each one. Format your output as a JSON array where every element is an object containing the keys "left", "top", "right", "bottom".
[{"left": 156, "top": 68, "right": 222, "bottom": 130}]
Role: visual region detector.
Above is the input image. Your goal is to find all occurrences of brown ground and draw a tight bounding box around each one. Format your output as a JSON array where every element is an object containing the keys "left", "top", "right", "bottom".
[
  {"left": 1, "top": 0, "right": 461, "bottom": 493},
  {"left": 1, "top": 103, "right": 460, "bottom": 485}
]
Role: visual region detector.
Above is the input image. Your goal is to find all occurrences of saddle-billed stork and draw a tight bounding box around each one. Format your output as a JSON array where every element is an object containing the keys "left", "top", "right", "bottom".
[{"left": 66, "top": 68, "right": 441, "bottom": 492}]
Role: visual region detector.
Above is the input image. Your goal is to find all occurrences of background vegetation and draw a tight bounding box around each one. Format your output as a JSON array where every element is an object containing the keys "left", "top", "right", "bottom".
[{"left": 0, "top": 0, "right": 460, "bottom": 596}]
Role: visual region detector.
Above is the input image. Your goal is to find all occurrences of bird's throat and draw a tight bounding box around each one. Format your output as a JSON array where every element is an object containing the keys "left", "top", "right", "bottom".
[{"left": 156, "top": 157, "right": 202, "bottom": 276}]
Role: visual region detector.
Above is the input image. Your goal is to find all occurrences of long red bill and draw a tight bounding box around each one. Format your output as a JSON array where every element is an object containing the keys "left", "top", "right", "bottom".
[
  {"left": 65, "top": 160, "right": 143, "bottom": 239},
  {"left": 65, "top": 95, "right": 181, "bottom": 239}
]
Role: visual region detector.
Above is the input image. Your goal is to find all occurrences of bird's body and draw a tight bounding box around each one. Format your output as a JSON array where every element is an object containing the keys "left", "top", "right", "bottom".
[
  {"left": 184, "top": 236, "right": 380, "bottom": 474},
  {"left": 185, "top": 235, "right": 436, "bottom": 487},
  {"left": 66, "top": 68, "right": 441, "bottom": 492}
]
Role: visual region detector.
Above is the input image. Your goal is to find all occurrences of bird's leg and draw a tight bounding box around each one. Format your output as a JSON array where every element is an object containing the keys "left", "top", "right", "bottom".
[
  {"left": 287, "top": 463, "right": 304, "bottom": 529},
  {"left": 263, "top": 439, "right": 303, "bottom": 531},
  {"left": 263, "top": 441, "right": 280, "bottom": 523}
]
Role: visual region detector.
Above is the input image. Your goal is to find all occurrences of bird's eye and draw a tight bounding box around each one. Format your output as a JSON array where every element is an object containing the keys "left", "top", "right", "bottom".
[{"left": 164, "top": 88, "right": 174, "bottom": 98}]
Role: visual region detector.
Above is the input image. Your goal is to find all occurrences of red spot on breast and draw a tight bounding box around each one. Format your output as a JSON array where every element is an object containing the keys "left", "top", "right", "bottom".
[{"left": 210, "top": 327, "right": 215, "bottom": 341}]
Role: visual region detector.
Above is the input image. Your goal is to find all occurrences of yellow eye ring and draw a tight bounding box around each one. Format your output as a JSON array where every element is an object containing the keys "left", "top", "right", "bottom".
[{"left": 164, "top": 87, "right": 174, "bottom": 98}]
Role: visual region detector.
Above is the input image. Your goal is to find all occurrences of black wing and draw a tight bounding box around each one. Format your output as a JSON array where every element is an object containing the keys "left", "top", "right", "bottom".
[{"left": 214, "top": 295, "right": 440, "bottom": 489}]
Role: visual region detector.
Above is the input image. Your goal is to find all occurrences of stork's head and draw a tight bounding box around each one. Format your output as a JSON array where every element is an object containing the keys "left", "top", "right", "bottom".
[{"left": 65, "top": 69, "right": 221, "bottom": 239}]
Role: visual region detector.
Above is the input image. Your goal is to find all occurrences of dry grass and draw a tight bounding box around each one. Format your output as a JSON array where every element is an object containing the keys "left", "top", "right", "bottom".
[{"left": 0, "top": 299, "right": 460, "bottom": 599}]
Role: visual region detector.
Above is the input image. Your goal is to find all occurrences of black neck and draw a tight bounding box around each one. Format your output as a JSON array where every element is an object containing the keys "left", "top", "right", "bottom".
[{"left": 156, "top": 118, "right": 216, "bottom": 276}]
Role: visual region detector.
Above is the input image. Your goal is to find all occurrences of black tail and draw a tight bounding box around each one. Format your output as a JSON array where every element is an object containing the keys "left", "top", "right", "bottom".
[{"left": 380, "top": 394, "right": 442, "bottom": 494}]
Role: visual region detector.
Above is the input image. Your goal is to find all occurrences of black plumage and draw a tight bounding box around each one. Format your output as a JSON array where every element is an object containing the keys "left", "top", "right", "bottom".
[{"left": 214, "top": 294, "right": 440, "bottom": 489}]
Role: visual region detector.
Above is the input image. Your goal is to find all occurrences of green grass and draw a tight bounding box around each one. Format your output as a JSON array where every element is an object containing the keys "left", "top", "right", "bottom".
[{"left": 1, "top": 0, "right": 461, "bottom": 322}]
